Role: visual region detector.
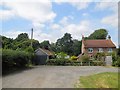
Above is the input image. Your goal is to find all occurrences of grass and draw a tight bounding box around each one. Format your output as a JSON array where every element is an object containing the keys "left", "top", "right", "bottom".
[{"left": 75, "top": 72, "right": 119, "bottom": 88}]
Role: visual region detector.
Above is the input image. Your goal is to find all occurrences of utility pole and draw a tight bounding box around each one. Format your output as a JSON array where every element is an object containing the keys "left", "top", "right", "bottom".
[{"left": 31, "top": 28, "right": 33, "bottom": 47}]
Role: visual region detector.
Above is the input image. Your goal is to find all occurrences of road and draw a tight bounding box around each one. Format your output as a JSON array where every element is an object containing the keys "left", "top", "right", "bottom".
[{"left": 2, "top": 66, "right": 118, "bottom": 88}]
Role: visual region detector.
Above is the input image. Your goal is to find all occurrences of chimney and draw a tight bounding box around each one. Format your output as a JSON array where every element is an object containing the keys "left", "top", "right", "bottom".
[
  {"left": 82, "top": 34, "right": 84, "bottom": 41},
  {"left": 108, "top": 35, "right": 111, "bottom": 40}
]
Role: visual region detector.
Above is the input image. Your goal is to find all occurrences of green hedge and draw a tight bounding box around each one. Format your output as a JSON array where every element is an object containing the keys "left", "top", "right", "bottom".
[
  {"left": 46, "top": 59, "right": 105, "bottom": 66},
  {"left": 2, "top": 49, "right": 32, "bottom": 72}
]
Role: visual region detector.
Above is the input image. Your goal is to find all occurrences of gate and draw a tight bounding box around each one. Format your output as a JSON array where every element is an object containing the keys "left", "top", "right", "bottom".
[{"left": 105, "top": 56, "right": 112, "bottom": 66}]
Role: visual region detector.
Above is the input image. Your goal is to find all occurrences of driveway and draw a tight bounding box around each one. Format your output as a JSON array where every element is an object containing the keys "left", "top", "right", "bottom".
[{"left": 2, "top": 66, "right": 118, "bottom": 88}]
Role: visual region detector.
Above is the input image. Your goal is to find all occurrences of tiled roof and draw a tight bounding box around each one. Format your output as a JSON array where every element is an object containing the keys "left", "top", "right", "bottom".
[
  {"left": 83, "top": 40, "right": 116, "bottom": 48},
  {"left": 39, "top": 48, "right": 54, "bottom": 56}
]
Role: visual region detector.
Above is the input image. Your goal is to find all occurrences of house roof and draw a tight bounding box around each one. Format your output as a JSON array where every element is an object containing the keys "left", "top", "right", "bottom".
[
  {"left": 83, "top": 40, "right": 116, "bottom": 48},
  {"left": 36, "top": 48, "right": 54, "bottom": 56}
]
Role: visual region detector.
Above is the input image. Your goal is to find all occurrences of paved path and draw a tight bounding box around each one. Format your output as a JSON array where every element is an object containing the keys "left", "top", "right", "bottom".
[{"left": 2, "top": 66, "right": 118, "bottom": 88}]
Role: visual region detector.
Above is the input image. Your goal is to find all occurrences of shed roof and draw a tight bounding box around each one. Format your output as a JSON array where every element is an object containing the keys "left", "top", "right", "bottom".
[
  {"left": 35, "top": 48, "right": 54, "bottom": 56},
  {"left": 83, "top": 40, "right": 116, "bottom": 48}
]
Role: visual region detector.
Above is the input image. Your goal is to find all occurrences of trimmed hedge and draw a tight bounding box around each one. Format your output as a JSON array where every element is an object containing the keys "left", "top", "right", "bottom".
[
  {"left": 46, "top": 59, "right": 105, "bottom": 66},
  {"left": 2, "top": 49, "right": 32, "bottom": 72}
]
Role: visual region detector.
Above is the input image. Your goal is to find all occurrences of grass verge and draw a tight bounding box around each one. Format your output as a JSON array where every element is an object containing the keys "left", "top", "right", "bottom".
[{"left": 75, "top": 72, "right": 118, "bottom": 88}]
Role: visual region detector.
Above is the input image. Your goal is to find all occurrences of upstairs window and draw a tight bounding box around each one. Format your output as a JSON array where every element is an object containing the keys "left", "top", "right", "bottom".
[
  {"left": 98, "top": 48, "right": 103, "bottom": 52},
  {"left": 88, "top": 48, "right": 93, "bottom": 53},
  {"left": 108, "top": 48, "right": 112, "bottom": 52}
]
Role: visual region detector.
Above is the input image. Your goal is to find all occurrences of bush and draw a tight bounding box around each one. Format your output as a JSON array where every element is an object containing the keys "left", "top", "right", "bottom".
[
  {"left": 70, "top": 56, "right": 78, "bottom": 60},
  {"left": 56, "top": 52, "right": 69, "bottom": 59},
  {"left": 46, "top": 59, "right": 70, "bottom": 66},
  {"left": 94, "top": 52, "right": 105, "bottom": 61},
  {"left": 112, "top": 56, "right": 120, "bottom": 67},
  {"left": 2, "top": 49, "right": 32, "bottom": 72},
  {"left": 81, "top": 55, "right": 89, "bottom": 62}
]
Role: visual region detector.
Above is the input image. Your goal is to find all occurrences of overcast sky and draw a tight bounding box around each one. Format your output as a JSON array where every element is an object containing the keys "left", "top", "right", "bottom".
[{"left": 0, "top": 0, "right": 119, "bottom": 47}]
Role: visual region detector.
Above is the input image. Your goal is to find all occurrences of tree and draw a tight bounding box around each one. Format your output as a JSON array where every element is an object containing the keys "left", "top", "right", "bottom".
[
  {"left": 72, "top": 39, "right": 82, "bottom": 56},
  {"left": 88, "top": 29, "right": 108, "bottom": 39},
  {"left": 56, "top": 33, "right": 73, "bottom": 55},
  {"left": 40, "top": 40, "right": 51, "bottom": 50},
  {"left": 15, "top": 33, "right": 29, "bottom": 42},
  {"left": 1, "top": 36, "right": 13, "bottom": 49},
  {"left": 13, "top": 39, "right": 40, "bottom": 50},
  {"left": 50, "top": 42, "right": 57, "bottom": 52}
]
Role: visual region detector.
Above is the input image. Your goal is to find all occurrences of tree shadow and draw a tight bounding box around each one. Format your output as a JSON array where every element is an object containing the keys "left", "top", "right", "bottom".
[{"left": 2, "top": 66, "right": 36, "bottom": 77}]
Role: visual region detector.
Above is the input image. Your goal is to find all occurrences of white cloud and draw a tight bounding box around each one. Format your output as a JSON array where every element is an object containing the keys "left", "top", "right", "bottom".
[
  {"left": 61, "top": 20, "right": 93, "bottom": 40},
  {"left": 95, "top": 2, "right": 118, "bottom": 13},
  {"left": 59, "top": 17, "right": 69, "bottom": 26},
  {"left": 69, "top": 2, "right": 90, "bottom": 10},
  {"left": 95, "top": 2, "right": 118, "bottom": 28},
  {"left": 50, "top": 24, "right": 61, "bottom": 30},
  {"left": 1, "top": 1, "right": 56, "bottom": 27},
  {"left": 0, "top": 9, "right": 15, "bottom": 20},
  {"left": 101, "top": 14, "right": 118, "bottom": 28}
]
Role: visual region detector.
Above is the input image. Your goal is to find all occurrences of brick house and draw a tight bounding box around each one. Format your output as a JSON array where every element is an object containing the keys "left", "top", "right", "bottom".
[{"left": 81, "top": 36, "right": 116, "bottom": 57}]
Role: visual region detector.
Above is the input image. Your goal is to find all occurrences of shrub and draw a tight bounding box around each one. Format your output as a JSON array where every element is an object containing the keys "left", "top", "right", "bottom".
[
  {"left": 2, "top": 49, "right": 32, "bottom": 72},
  {"left": 94, "top": 52, "right": 105, "bottom": 61},
  {"left": 81, "top": 55, "right": 89, "bottom": 62},
  {"left": 70, "top": 56, "right": 78, "bottom": 60},
  {"left": 25, "top": 46, "right": 34, "bottom": 53},
  {"left": 56, "top": 52, "right": 69, "bottom": 59}
]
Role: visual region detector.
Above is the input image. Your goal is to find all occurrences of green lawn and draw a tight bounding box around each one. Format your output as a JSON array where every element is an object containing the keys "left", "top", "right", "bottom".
[{"left": 75, "top": 72, "right": 119, "bottom": 88}]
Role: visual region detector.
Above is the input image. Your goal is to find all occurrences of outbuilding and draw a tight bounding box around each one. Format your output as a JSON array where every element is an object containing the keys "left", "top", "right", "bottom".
[{"left": 34, "top": 48, "right": 54, "bottom": 65}]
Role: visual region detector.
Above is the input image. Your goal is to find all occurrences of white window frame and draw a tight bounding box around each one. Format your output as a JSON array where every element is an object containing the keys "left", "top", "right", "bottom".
[
  {"left": 88, "top": 48, "right": 93, "bottom": 53},
  {"left": 98, "top": 48, "right": 103, "bottom": 52},
  {"left": 108, "top": 48, "right": 113, "bottom": 52}
]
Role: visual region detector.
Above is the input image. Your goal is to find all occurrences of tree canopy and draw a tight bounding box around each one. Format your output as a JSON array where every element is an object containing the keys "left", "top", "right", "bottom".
[{"left": 87, "top": 29, "right": 108, "bottom": 39}]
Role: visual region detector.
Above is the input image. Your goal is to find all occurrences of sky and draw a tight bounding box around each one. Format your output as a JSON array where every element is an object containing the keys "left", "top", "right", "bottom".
[{"left": 0, "top": 0, "right": 119, "bottom": 47}]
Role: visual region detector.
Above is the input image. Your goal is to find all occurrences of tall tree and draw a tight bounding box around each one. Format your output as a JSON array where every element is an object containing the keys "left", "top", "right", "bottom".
[
  {"left": 40, "top": 40, "right": 51, "bottom": 50},
  {"left": 56, "top": 33, "right": 73, "bottom": 55},
  {"left": 88, "top": 29, "right": 108, "bottom": 39},
  {"left": 15, "top": 33, "right": 29, "bottom": 42},
  {"left": 72, "top": 39, "right": 82, "bottom": 56},
  {"left": 1, "top": 36, "right": 13, "bottom": 49}
]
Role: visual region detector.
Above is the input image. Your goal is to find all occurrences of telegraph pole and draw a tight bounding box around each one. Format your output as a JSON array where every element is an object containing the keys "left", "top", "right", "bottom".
[{"left": 31, "top": 28, "right": 33, "bottom": 47}]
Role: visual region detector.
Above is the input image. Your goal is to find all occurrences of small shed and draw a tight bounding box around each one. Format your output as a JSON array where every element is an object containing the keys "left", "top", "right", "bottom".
[{"left": 34, "top": 48, "right": 54, "bottom": 65}]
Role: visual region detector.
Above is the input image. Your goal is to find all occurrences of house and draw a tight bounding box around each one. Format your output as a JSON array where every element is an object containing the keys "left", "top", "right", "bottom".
[
  {"left": 81, "top": 35, "right": 116, "bottom": 57},
  {"left": 34, "top": 48, "right": 54, "bottom": 65}
]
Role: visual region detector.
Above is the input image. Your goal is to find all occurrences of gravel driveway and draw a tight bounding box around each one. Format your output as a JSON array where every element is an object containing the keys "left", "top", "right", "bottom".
[{"left": 2, "top": 66, "right": 118, "bottom": 88}]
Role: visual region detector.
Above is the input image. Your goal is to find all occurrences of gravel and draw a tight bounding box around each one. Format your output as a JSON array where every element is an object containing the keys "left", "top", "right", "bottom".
[{"left": 2, "top": 66, "right": 118, "bottom": 88}]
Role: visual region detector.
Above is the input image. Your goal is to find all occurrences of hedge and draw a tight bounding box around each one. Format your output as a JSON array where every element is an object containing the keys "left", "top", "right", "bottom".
[
  {"left": 46, "top": 59, "right": 105, "bottom": 66},
  {"left": 2, "top": 49, "right": 32, "bottom": 72}
]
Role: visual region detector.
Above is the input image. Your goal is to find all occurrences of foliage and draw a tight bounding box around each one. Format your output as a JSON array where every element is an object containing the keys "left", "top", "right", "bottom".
[
  {"left": 80, "top": 55, "right": 89, "bottom": 62},
  {"left": 1, "top": 35, "right": 14, "bottom": 49},
  {"left": 2, "top": 49, "right": 33, "bottom": 73},
  {"left": 56, "top": 33, "right": 74, "bottom": 55},
  {"left": 46, "top": 59, "right": 70, "bottom": 66},
  {"left": 112, "top": 56, "right": 120, "bottom": 67},
  {"left": 56, "top": 52, "right": 69, "bottom": 59},
  {"left": 46, "top": 59, "right": 104, "bottom": 66},
  {"left": 87, "top": 29, "right": 108, "bottom": 39},
  {"left": 40, "top": 40, "right": 51, "bottom": 50},
  {"left": 72, "top": 39, "right": 82, "bottom": 56},
  {"left": 70, "top": 55, "right": 78, "bottom": 60},
  {"left": 117, "top": 47, "right": 120, "bottom": 56},
  {"left": 25, "top": 46, "right": 34, "bottom": 53},
  {"left": 75, "top": 72, "right": 118, "bottom": 88},
  {"left": 15, "top": 33, "right": 29, "bottom": 42},
  {"left": 94, "top": 52, "right": 105, "bottom": 61}
]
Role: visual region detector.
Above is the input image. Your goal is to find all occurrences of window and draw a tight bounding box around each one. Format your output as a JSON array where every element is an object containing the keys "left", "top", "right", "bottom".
[
  {"left": 98, "top": 48, "right": 103, "bottom": 52},
  {"left": 108, "top": 48, "right": 112, "bottom": 52},
  {"left": 88, "top": 48, "right": 93, "bottom": 53}
]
